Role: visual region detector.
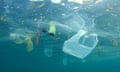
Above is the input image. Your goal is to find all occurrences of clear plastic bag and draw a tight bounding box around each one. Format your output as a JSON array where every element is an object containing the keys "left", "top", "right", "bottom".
[{"left": 63, "top": 30, "right": 98, "bottom": 59}]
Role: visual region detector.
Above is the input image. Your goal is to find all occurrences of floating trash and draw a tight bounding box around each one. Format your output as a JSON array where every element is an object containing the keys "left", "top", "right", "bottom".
[
  {"left": 63, "top": 30, "right": 98, "bottom": 59},
  {"left": 25, "top": 35, "right": 34, "bottom": 52},
  {"left": 51, "top": 0, "right": 62, "bottom": 4},
  {"left": 44, "top": 48, "right": 53, "bottom": 57},
  {"left": 48, "top": 21, "right": 56, "bottom": 36}
]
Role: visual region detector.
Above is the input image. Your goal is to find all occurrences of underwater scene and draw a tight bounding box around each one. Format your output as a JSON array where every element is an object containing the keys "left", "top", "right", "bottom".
[{"left": 0, "top": 0, "right": 120, "bottom": 72}]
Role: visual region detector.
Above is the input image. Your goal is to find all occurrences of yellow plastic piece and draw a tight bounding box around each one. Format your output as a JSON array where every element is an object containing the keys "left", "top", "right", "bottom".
[
  {"left": 112, "top": 39, "right": 119, "bottom": 46},
  {"left": 15, "top": 40, "right": 24, "bottom": 44},
  {"left": 25, "top": 35, "right": 33, "bottom": 52},
  {"left": 48, "top": 21, "right": 56, "bottom": 35}
]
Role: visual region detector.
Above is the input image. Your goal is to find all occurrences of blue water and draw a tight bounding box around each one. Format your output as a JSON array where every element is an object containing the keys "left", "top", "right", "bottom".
[
  {"left": 1, "top": 41, "right": 120, "bottom": 72},
  {"left": 1, "top": 0, "right": 120, "bottom": 72}
]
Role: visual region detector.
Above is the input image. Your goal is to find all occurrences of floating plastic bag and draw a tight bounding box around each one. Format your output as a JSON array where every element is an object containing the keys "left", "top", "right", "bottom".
[{"left": 63, "top": 30, "right": 98, "bottom": 59}]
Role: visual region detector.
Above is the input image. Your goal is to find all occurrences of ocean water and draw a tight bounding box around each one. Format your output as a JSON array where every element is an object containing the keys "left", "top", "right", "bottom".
[{"left": 0, "top": 0, "right": 120, "bottom": 72}]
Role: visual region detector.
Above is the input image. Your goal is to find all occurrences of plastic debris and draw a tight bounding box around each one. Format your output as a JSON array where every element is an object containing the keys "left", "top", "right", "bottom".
[
  {"left": 48, "top": 21, "right": 56, "bottom": 36},
  {"left": 36, "top": 32, "right": 39, "bottom": 45},
  {"left": 36, "top": 23, "right": 40, "bottom": 45},
  {"left": 68, "top": 0, "right": 83, "bottom": 4},
  {"left": 10, "top": 33, "right": 17, "bottom": 40},
  {"left": 63, "top": 30, "right": 98, "bottom": 59},
  {"left": 25, "top": 35, "right": 33, "bottom": 52},
  {"left": 44, "top": 48, "right": 53, "bottom": 57},
  {"left": 112, "top": 39, "right": 119, "bottom": 46},
  {"left": 51, "top": 0, "right": 62, "bottom": 4},
  {"left": 33, "top": 3, "right": 45, "bottom": 9},
  {"left": 15, "top": 40, "right": 24, "bottom": 44},
  {"left": 10, "top": 32, "right": 25, "bottom": 44}
]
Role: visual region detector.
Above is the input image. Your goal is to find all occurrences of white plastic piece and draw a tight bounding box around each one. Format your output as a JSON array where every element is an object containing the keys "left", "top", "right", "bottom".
[
  {"left": 51, "top": 0, "right": 62, "bottom": 4},
  {"left": 68, "top": 0, "right": 83, "bottom": 4},
  {"left": 10, "top": 33, "right": 17, "bottom": 40}
]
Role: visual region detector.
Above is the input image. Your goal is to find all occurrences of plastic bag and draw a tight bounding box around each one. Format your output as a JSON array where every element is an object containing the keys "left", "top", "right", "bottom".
[{"left": 63, "top": 30, "right": 98, "bottom": 59}]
